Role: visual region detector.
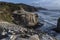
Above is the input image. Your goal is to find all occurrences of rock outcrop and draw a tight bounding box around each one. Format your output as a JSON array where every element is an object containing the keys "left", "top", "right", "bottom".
[
  {"left": 12, "top": 9, "right": 39, "bottom": 27},
  {"left": 0, "top": 2, "right": 43, "bottom": 28},
  {"left": 29, "top": 34, "right": 40, "bottom": 40},
  {"left": 53, "top": 18, "right": 60, "bottom": 33},
  {"left": 0, "top": 6, "right": 42, "bottom": 28}
]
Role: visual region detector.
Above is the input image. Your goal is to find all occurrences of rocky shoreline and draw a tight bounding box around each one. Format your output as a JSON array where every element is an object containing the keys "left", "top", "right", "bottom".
[
  {"left": 0, "top": 2, "right": 60, "bottom": 40},
  {"left": 0, "top": 22, "right": 56, "bottom": 40}
]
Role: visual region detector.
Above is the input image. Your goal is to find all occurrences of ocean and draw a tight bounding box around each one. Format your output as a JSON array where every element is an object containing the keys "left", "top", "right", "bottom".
[
  {"left": 36, "top": 10, "right": 60, "bottom": 40},
  {"left": 36, "top": 10, "right": 60, "bottom": 30}
]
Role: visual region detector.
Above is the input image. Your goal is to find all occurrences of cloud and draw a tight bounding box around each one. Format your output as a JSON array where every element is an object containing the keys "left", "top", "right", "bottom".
[{"left": 32, "top": 0, "right": 60, "bottom": 9}]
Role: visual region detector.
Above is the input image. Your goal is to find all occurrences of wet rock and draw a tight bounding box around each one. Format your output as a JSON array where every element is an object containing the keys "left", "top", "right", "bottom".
[
  {"left": 40, "top": 34, "right": 56, "bottom": 40},
  {"left": 55, "top": 34, "right": 60, "bottom": 40},
  {"left": 0, "top": 27, "right": 3, "bottom": 34},
  {"left": 53, "top": 18, "right": 60, "bottom": 33}
]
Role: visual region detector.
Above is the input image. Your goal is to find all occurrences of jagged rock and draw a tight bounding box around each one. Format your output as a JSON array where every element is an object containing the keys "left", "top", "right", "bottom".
[
  {"left": 13, "top": 10, "right": 39, "bottom": 27},
  {"left": 10, "top": 34, "right": 56, "bottom": 40},
  {"left": 0, "top": 4, "right": 43, "bottom": 28},
  {"left": 10, "top": 34, "right": 17, "bottom": 40},
  {"left": 0, "top": 22, "right": 57, "bottom": 40},
  {"left": 0, "top": 22, "right": 27, "bottom": 32},
  {"left": 0, "top": 27, "right": 3, "bottom": 34},
  {"left": 53, "top": 18, "right": 60, "bottom": 33},
  {"left": 39, "top": 34, "right": 56, "bottom": 40},
  {"left": 29, "top": 34, "right": 40, "bottom": 40}
]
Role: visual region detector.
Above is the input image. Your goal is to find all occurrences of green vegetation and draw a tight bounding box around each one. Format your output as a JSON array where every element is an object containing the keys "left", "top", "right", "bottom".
[
  {"left": 0, "top": 2, "right": 46, "bottom": 23},
  {"left": 0, "top": 11, "right": 13, "bottom": 23},
  {"left": 0, "top": 2, "right": 38, "bottom": 12}
]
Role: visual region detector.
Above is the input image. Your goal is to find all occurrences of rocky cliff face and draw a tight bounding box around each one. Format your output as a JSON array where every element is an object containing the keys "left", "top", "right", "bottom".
[
  {"left": 0, "top": 2, "right": 40, "bottom": 26},
  {"left": 0, "top": 7, "right": 39, "bottom": 27},
  {"left": 0, "top": 2, "right": 45, "bottom": 26}
]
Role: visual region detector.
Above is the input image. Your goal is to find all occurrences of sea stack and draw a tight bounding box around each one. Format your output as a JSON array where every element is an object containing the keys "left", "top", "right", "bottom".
[{"left": 53, "top": 18, "right": 60, "bottom": 33}]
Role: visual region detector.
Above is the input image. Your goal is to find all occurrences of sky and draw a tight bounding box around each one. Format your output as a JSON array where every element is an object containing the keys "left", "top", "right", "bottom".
[{"left": 0, "top": 0, "right": 60, "bottom": 9}]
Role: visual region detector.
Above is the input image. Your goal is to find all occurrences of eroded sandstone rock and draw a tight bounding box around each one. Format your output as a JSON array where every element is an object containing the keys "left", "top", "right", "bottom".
[{"left": 13, "top": 9, "right": 39, "bottom": 27}]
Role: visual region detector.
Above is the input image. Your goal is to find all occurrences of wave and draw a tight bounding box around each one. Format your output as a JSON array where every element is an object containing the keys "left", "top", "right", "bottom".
[{"left": 36, "top": 10, "right": 60, "bottom": 31}]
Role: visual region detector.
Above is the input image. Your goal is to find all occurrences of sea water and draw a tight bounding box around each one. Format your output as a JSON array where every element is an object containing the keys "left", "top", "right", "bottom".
[{"left": 36, "top": 10, "right": 60, "bottom": 40}]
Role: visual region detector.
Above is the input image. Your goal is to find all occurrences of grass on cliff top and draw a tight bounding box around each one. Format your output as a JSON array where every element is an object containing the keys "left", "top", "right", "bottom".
[{"left": 0, "top": 11, "right": 13, "bottom": 23}]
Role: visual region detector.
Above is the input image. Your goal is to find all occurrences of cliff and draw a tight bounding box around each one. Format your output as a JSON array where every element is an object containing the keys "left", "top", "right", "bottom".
[{"left": 0, "top": 2, "right": 45, "bottom": 26}]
